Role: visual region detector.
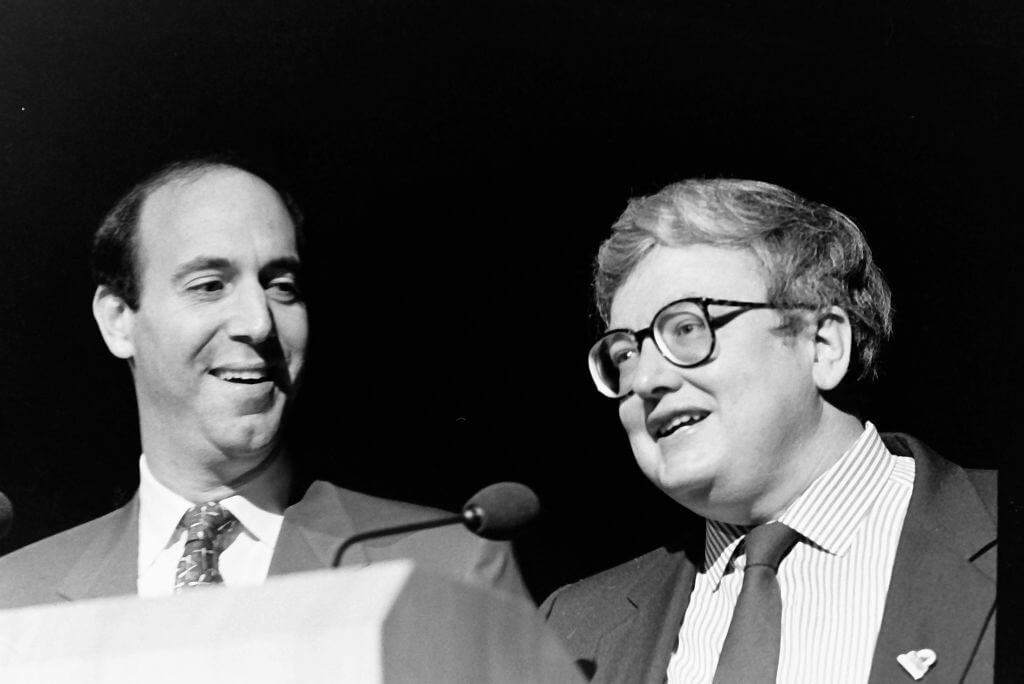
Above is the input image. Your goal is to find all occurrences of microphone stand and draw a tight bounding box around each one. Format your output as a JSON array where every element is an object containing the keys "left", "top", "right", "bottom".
[{"left": 331, "top": 511, "right": 472, "bottom": 568}]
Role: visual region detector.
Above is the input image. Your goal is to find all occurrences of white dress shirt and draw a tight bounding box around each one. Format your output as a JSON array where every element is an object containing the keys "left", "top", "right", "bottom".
[
  {"left": 666, "top": 422, "right": 915, "bottom": 684},
  {"left": 136, "top": 454, "right": 289, "bottom": 597}
]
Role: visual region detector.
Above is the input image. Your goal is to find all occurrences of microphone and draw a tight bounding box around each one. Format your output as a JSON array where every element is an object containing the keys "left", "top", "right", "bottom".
[
  {"left": 461, "top": 481, "right": 541, "bottom": 540},
  {"left": 0, "top": 492, "right": 13, "bottom": 541},
  {"left": 331, "top": 481, "right": 540, "bottom": 568}
]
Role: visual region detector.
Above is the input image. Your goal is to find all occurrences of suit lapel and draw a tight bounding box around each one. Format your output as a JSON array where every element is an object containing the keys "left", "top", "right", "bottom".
[
  {"left": 268, "top": 481, "right": 368, "bottom": 575},
  {"left": 868, "top": 436, "right": 996, "bottom": 683},
  {"left": 54, "top": 482, "right": 366, "bottom": 595},
  {"left": 56, "top": 497, "right": 140, "bottom": 601},
  {"left": 592, "top": 548, "right": 698, "bottom": 684}
]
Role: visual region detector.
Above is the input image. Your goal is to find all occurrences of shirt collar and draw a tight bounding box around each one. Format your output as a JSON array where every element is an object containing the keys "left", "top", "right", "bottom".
[
  {"left": 778, "top": 421, "right": 894, "bottom": 556},
  {"left": 703, "top": 520, "right": 747, "bottom": 588},
  {"left": 137, "top": 453, "right": 290, "bottom": 572},
  {"left": 700, "top": 422, "right": 894, "bottom": 588}
]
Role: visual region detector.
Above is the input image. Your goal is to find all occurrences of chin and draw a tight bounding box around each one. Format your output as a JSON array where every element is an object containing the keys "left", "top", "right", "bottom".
[
  {"left": 658, "top": 469, "right": 713, "bottom": 501},
  {"left": 212, "top": 418, "right": 282, "bottom": 460},
  {"left": 638, "top": 448, "right": 712, "bottom": 502},
  {"left": 651, "top": 439, "right": 705, "bottom": 479}
]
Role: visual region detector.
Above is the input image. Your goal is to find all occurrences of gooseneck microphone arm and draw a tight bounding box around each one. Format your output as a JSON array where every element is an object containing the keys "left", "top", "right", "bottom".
[
  {"left": 331, "top": 512, "right": 466, "bottom": 568},
  {"left": 330, "top": 482, "right": 539, "bottom": 569}
]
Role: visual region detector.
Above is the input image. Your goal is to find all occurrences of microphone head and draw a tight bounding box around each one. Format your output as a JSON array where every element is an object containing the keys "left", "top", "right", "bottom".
[
  {"left": 0, "top": 492, "right": 13, "bottom": 541},
  {"left": 462, "top": 481, "right": 540, "bottom": 540}
]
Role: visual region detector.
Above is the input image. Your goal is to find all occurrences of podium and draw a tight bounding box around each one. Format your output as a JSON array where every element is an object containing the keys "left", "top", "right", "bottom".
[{"left": 0, "top": 560, "right": 585, "bottom": 683}]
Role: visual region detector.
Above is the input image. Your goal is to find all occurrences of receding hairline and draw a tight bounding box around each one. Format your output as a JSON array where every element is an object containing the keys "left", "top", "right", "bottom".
[
  {"left": 143, "top": 162, "right": 286, "bottom": 205},
  {"left": 131, "top": 164, "right": 299, "bottom": 283},
  {"left": 137, "top": 164, "right": 295, "bottom": 234}
]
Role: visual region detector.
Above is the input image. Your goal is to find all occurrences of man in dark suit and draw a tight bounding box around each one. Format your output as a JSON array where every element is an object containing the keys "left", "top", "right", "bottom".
[
  {"left": 542, "top": 179, "right": 995, "bottom": 683},
  {"left": 0, "top": 158, "right": 526, "bottom": 608}
]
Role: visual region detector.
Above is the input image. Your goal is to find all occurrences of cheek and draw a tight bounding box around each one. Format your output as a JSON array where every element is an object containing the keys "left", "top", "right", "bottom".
[
  {"left": 139, "top": 303, "right": 213, "bottom": 348},
  {"left": 721, "top": 335, "right": 807, "bottom": 398},
  {"left": 277, "top": 308, "right": 309, "bottom": 354},
  {"left": 133, "top": 314, "right": 177, "bottom": 363},
  {"left": 717, "top": 360, "right": 815, "bottom": 438},
  {"left": 617, "top": 397, "right": 646, "bottom": 435}
]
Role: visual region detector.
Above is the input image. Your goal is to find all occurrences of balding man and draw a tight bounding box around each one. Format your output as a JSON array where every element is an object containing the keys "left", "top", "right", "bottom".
[{"left": 0, "top": 158, "right": 526, "bottom": 607}]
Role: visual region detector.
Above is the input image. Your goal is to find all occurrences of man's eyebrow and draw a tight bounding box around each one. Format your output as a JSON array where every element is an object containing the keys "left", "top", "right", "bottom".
[
  {"left": 171, "top": 256, "right": 302, "bottom": 281},
  {"left": 172, "top": 256, "right": 232, "bottom": 281},
  {"left": 262, "top": 256, "right": 302, "bottom": 274}
]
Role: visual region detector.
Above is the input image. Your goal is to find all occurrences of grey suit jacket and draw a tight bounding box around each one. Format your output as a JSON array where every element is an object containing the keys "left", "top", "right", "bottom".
[
  {"left": 0, "top": 480, "right": 528, "bottom": 609},
  {"left": 541, "top": 434, "right": 997, "bottom": 683}
]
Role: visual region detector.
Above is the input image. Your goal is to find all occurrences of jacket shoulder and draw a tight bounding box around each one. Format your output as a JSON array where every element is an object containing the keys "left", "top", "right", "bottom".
[
  {"left": 290, "top": 480, "right": 457, "bottom": 532},
  {"left": 0, "top": 507, "right": 129, "bottom": 609},
  {"left": 300, "top": 482, "right": 530, "bottom": 600},
  {"left": 332, "top": 484, "right": 461, "bottom": 528},
  {"left": 542, "top": 547, "right": 672, "bottom": 620},
  {"left": 881, "top": 432, "right": 997, "bottom": 524},
  {"left": 965, "top": 468, "right": 997, "bottom": 523}
]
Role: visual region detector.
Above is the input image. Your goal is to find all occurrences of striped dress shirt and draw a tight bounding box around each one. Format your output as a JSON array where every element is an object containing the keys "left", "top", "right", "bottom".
[{"left": 666, "top": 422, "right": 915, "bottom": 684}]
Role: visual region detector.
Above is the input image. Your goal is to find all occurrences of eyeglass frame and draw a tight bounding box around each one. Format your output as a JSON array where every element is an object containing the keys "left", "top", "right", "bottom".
[{"left": 588, "top": 297, "right": 774, "bottom": 398}]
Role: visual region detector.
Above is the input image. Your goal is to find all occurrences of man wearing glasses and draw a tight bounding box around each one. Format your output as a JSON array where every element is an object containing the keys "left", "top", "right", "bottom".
[{"left": 542, "top": 179, "right": 995, "bottom": 683}]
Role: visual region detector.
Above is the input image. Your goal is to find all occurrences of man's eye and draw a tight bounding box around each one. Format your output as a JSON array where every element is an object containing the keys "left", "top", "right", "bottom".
[
  {"left": 267, "top": 278, "right": 301, "bottom": 302},
  {"left": 186, "top": 279, "right": 225, "bottom": 295},
  {"left": 608, "top": 344, "right": 637, "bottom": 367},
  {"left": 667, "top": 315, "right": 706, "bottom": 338}
]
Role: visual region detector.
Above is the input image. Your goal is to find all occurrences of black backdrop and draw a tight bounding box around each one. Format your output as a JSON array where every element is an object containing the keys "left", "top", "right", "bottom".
[{"left": 0, "top": 0, "right": 1018, "bottom": 620}]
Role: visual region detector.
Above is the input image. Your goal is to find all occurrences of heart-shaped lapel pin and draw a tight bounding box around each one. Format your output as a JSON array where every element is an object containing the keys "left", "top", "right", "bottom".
[{"left": 897, "top": 649, "right": 936, "bottom": 680}]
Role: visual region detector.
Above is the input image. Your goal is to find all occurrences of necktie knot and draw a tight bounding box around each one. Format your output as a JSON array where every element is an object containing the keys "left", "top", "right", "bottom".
[
  {"left": 181, "top": 502, "right": 235, "bottom": 542},
  {"left": 175, "top": 502, "right": 236, "bottom": 591},
  {"left": 742, "top": 521, "right": 800, "bottom": 571}
]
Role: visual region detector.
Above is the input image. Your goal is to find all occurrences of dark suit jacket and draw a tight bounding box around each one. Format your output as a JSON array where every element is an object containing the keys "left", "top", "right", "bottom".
[
  {"left": 0, "top": 480, "right": 528, "bottom": 609},
  {"left": 541, "top": 434, "right": 997, "bottom": 684}
]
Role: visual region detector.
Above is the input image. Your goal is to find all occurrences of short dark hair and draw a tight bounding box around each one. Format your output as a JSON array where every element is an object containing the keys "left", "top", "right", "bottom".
[
  {"left": 91, "top": 156, "right": 305, "bottom": 310},
  {"left": 595, "top": 178, "right": 893, "bottom": 381}
]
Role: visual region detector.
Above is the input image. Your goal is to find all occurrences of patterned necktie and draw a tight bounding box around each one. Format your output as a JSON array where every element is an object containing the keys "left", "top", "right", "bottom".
[
  {"left": 174, "top": 502, "right": 236, "bottom": 592},
  {"left": 712, "top": 522, "right": 801, "bottom": 684}
]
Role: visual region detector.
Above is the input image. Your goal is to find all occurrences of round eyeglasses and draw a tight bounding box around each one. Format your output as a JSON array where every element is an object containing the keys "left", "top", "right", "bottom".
[{"left": 587, "top": 297, "right": 773, "bottom": 398}]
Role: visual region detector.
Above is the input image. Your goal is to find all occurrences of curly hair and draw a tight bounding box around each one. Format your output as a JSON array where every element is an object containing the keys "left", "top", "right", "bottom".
[{"left": 594, "top": 178, "right": 893, "bottom": 381}]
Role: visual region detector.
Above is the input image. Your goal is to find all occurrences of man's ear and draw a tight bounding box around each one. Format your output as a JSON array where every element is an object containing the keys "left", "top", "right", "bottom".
[
  {"left": 92, "top": 285, "right": 136, "bottom": 360},
  {"left": 811, "top": 306, "right": 853, "bottom": 391}
]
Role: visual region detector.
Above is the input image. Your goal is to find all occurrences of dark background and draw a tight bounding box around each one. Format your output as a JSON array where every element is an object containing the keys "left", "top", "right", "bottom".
[{"left": 0, "top": 0, "right": 1018, "bottom": 652}]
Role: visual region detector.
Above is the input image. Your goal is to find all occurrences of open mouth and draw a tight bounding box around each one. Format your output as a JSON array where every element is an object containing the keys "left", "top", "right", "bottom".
[
  {"left": 211, "top": 368, "right": 273, "bottom": 385},
  {"left": 653, "top": 410, "right": 710, "bottom": 439}
]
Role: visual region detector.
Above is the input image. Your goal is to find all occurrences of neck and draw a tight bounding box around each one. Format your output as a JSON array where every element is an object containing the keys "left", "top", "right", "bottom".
[
  {"left": 144, "top": 444, "right": 292, "bottom": 504},
  {"left": 749, "top": 404, "right": 864, "bottom": 523}
]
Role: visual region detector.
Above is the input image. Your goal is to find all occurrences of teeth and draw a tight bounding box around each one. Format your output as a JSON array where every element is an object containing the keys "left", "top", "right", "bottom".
[
  {"left": 657, "top": 412, "right": 708, "bottom": 438},
  {"left": 215, "top": 369, "right": 267, "bottom": 382}
]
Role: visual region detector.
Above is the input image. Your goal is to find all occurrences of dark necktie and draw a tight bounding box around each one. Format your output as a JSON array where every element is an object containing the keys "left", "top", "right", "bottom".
[
  {"left": 174, "top": 502, "right": 236, "bottom": 592},
  {"left": 712, "top": 522, "right": 801, "bottom": 684}
]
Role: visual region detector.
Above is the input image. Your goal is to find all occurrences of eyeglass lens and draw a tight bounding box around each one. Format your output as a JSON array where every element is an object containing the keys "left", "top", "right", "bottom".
[{"left": 589, "top": 300, "right": 713, "bottom": 397}]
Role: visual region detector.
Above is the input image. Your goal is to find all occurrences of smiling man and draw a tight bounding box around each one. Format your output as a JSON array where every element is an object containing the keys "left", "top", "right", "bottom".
[
  {"left": 0, "top": 158, "right": 525, "bottom": 606},
  {"left": 542, "top": 179, "right": 996, "bottom": 683}
]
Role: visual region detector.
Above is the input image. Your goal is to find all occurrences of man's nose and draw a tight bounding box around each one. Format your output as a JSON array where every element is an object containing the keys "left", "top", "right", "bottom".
[
  {"left": 629, "top": 339, "right": 683, "bottom": 398},
  {"left": 227, "top": 281, "right": 274, "bottom": 343}
]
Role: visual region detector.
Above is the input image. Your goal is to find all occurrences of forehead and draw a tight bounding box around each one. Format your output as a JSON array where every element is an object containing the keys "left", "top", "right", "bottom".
[
  {"left": 609, "top": 244, "right": 767, "bottom": 328},
  {"left": 136, "top": 168, "right": 298, "bottom": 272}
]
